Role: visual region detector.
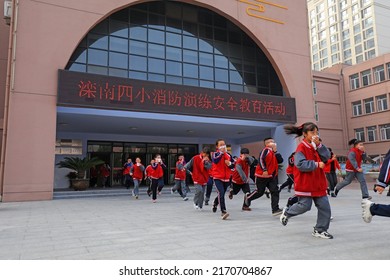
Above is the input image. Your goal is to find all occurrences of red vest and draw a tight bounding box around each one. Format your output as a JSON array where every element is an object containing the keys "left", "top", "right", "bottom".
[
  {"left": 324, "top": 158, "right": 341, "bottom": 173},
  {"left": 174, "top": 161, "right": 186, "bottom": 180},
  {"left": 149, "top": 163, "right": 164, "bottom": 179},
  {"left": 255, "top": 147, "right": 279, "bottom": 178},
  {"left": 345, "top": 147, "right": 363, "bottom": 172},
  {"left": 132, "top": 164, "right": 144, "bottom": 180},
  {"left": 211, "top": 151, "right": 233, "bottom": 182},
  {"left": 293, "top": 140, "right": 327, "bottom": 197},
  {"left": 191, "top": 154, "right": 210, "bottom": 185},
  {"left": 232, "top": 157, "right": 249, "bottom": 184}
]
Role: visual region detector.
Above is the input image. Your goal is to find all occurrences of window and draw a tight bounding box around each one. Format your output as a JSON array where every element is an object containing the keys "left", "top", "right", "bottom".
[
  {"left": 314, "top": 102, "right": 319, "bottom": 122},
  {"left": 320, "top": 49, "right": 328, "bottom": 58},
  {"left": 374, "top": 65, "right": 385, "bottom": 83},
  {"left": 364, "top": 27, "right": 374, "bottom": 39},
  {"left": 376, "top": 95, "right": 388, "bottom": 111},
  {"left": 319, "top": 21, "right": 326, "bottom": 30},
  {"left": 344, "top": 49, "right": 352, "bottom": 59},
  {"left": 340, "top": 0, "right": 347, "bottom": 10},
  {"left": 355, "top": 128, "right": 365, "bottom": 142},
  {"left": 364, "top": 38, "right": 375, "bottom": 50},
  {"left": 379, "top": 124, "right": 390, "bottom": 141},
  {"left": 342, "top": 30, "right": 350, "bottom": 40},
  {"left": 331, "top": 44, "right": 339, "bottom": 54},
  {"left": 319, "top": 39, "right": 327, "bottom": 49},
  {"left": 313, "top": 53, "right": 319, "bottom": 62},
  {"left": 362, "top": 7, "right": 372, "bottom": 18},
  {"left": 353, "top": 24, "right": 361, "bottom": 34},
  {"left": 331, "top": 53, "right": 339, "bottom": 64},
  {"left": 355, "top": 44, "right": 363, "bottom": 55},
  {"left": 361, "top": 69, "right": 371, "bottom": 86},
  {"left": 387, "top": 63, "right": 390, "bottom": 79},
  {"left": 329, "top": 25, "right": 337, "bottom": 35},
  {"left": 341, "top": 20, "right": 349, "bottom": 30},
  {"left": 328, "top": 0, "right": 335, "bottom": 5},
  {"left": 312, "top": 80, "right": 317, "bottom": 95},
  {"left": 365, "top": 49, "right": 376, "bottom": 60},
  {"left": 362, "top": 17, "right": 373, "bottom": 29},
  {"left": 364, "top": 98, "right": 374, "bottom": 114},
  {"left": 354, "top": 34, "right": 362, "bottom": 44},
  {"left": 352, "top": 4, "right": 359, "bottom": 14},
  {"left": 329, "top": 16, "right": 337, "bottom": 25},
  {"left": 341, "top": 10, "right": 348, "bottom": 21},
  {"left": 66, "top": 1, "right": 285, "bottom": 96},
  {"left": 342, "top": 39, "right": 350, "bottom": 49},
  {"left": 367, "top": 126, "right": 377, "bottom": 142},
  {"left": 330, "top": 34, "right": 338, "bottom": 43},
  {"left": 352, "top": 101, "right": 362, "bottom": 116},
  {"left": 328, "top": 6, "right": 336, "bottom": 16},
  {"left": 361, "top": 0, "right": 371, "bottom": 7},
  {"left": 353, "top": 14, "right": 360, "bottom": 25},
  {"left": 320, "top": 58, "right": 328, "bottom": 68},
  {"left": 350, "top": 74, "right": 360, "bottom": 90},
  {"left": 356, "top": 55, "right": 364, "bottom": 63}
]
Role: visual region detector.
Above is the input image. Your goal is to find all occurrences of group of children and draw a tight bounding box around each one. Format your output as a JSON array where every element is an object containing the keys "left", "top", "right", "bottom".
[{"left": 122, "top": 121, "right": 390, "bottom": 239}]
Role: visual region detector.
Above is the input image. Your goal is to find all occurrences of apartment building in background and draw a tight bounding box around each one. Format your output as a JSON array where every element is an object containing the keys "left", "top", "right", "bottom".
[
  {"left": 307, "top": 0, "right": 390, "bottom": 71},
  {"left": 313, "top": 53, "right": 390, "bottom": 160}
]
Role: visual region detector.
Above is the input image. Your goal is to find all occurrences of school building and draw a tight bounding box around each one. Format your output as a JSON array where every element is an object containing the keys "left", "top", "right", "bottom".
[{"left": 0, "top": 0, "right": 352, "bottom": 202}]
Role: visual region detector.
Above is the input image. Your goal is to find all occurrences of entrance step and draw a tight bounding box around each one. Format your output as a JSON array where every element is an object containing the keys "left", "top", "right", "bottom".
[{"left": 52, "top": 187, "right": 172, "bottom": 200}]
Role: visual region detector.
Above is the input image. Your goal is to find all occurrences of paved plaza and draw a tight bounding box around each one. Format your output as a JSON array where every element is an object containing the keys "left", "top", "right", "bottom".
[{"left": 0, "top": 182, "right": 389, "bottom": 260}]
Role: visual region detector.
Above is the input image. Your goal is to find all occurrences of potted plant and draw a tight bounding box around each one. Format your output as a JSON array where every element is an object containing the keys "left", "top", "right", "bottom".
[{"left": 57, "top": 157, "right": 104, "bottom": 191}]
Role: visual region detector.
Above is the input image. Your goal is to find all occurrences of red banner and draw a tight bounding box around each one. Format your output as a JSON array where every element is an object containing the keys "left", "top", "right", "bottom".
[{"left": 58, "top": 70, "right": 296, "bottom": 123}]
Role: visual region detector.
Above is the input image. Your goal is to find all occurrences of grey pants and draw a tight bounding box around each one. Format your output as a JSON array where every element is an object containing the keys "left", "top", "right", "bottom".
[
  {"left": 285, "top": 196, "right": 331, "bottom": 233},
  {"left": 335, "top": 171, "right": 369, "bottom": 198},
  {"left": 193, "top": 184, "right": 206, "bottom": 209}
]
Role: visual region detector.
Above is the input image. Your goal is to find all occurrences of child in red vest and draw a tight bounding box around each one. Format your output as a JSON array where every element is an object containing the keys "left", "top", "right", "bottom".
[
  {"left": 144, "top": 160, "right": 154, "bottom": 197},
  {"left": 130, "top": 157, "right": 144, "bottom": 199},
  {"left": 123, "top": 158, "right": 133, "bottom": 189},
  {"left": 171, "top": 155, "right": 188, "bottom": 201},
  {"left": 280, "top": 122, "right": 333, "bottom": 239},
  {"left": 211, "top": 139, "right": 235, "bottom": 220},
  {"left": 149, "top": 154, "right": 165, "bottom": 202},
  {"left": 279, "top": 152, "right": 295, "bottom": 193},
  {"left": 324, "top": 148, "right": 341, "bottom": 196},
  {"left": 229, "top": 148, "right": 254, "bottom": 211},
  {"left": 185, "top": 147, "right": 212, "bottom": 210},
  {"left": 332, "top": 139, "right": 371, "bottom": 199},
  {"left": 244, "top": 137, "right": 284, "bottom": 216}
]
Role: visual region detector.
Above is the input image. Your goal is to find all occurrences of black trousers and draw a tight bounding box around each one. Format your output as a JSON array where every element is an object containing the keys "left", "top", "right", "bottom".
[
  {"left": 246, "top": 177, "right": 280, "bottom": 212},
  {"left": 231, "top": 182, "right": 251, "bottom": 208}
]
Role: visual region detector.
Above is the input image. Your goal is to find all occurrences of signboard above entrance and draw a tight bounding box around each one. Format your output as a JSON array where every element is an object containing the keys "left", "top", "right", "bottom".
[{"left": 58, "top": 70, "right": 296, "bottom": 123}]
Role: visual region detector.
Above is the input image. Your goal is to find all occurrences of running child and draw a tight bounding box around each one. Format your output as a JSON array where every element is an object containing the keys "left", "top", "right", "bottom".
[
  {"left": 279, "top": 152, "right": 295, "bottom": 193},
  {"left": 332, "top": 139, "right": 371, "bottom": 199},
  {"left": 130, "top": 157, "right": 144, "bottom": 199},
  {"left": 229, "top": 148, "right": 254, "bottom": 211},
  {"left": 280, "top": 122, "right": 333, "bottom": 239},
  {"left": 244, "top": 137, "right": 284, "bottom": 216},
  {"left": 211, "top": 139, "right": 235, "bottom": 220},
  {"left": 185, "top": 147, "right": 212, "bottom": 210},
  {"left": 171, "top": 155, "right": 189, "bottom": 201}
]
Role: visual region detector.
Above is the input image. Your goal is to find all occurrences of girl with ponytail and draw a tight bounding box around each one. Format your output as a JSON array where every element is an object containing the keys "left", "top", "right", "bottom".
[
  {"left": 332, "top": 138, "right": 371, "bottom": 199},
  {"left": 280, "top": 122, "right": 333, "bottom": 239}
]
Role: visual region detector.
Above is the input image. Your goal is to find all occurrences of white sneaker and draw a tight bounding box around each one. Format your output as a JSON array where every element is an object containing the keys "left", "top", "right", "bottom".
[
  {"left": 280, "top": 207, "right": 288, "bottom": 226},
  {"left": 312, "top": 229, "right": 333, "bottom": 239},
  {"left": 361, "top": 199, "right": 373, "bottom": 223},
  {"left": 193, "top": 204, "right": 199, "bottom": 209},
  {"left": 183, "top": 197, "right": 189, "bottom": 201}
]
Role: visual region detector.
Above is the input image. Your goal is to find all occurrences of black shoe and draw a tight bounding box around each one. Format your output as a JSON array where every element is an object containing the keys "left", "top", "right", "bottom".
[
  {"left": 327, "top": 188, "right": 330, "bottom": 195},
  {"left": 265, "top": 191, "right": 270, "bottom": 199},
  {"left": 228, "top": 189, "right": 233, "bottom": 199},
  {"left": 205, "top": 200, "right": 209, "bottom": 206},
  {"left": 212, "top": 204, "right": 217, "bottom": 213},
  {"left": 332, "top": 188, "right": 338, "bottom": 197},
  {"left": 363, "top": 196, "right": 372, "bottom": 200},
  {"left": 272, "top": 208, "right": 283, "bottom": 216}
]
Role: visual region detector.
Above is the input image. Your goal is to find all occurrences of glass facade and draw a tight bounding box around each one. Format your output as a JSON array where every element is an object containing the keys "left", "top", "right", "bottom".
[{"left": 66, "top": 1, "right": 283, "bottom": 96}]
